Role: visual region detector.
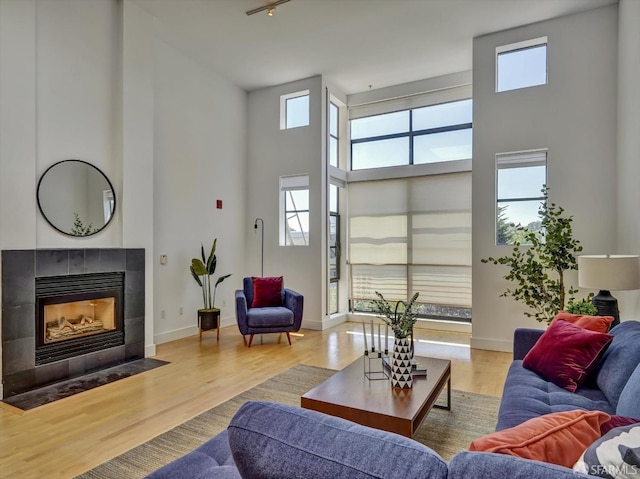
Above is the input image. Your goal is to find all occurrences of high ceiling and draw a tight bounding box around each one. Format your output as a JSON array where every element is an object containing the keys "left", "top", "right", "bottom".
[{"left": 133, "top": 0, "right": 617, "bottom": 94}]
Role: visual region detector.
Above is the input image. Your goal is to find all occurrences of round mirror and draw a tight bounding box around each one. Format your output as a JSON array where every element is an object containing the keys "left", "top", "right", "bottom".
[{"left": 37, "top": 159, "right": 116, "bottom": 237}]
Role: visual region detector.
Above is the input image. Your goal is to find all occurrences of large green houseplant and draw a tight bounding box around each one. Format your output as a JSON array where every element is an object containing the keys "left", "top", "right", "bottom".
[
  {"left": 190, "top": 238, "right": 231, "bottom": 334},
  {"left": 482, "top": 188, "right": 590, "bottom": 324}
]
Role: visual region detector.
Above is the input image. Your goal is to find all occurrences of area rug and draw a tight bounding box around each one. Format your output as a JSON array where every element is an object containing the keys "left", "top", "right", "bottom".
[
  {"left": 3, "top": 358, "right": 169, "bottom": 411},
  {"left": 75, "top": 364, "right": 499, "bottom": 478}
]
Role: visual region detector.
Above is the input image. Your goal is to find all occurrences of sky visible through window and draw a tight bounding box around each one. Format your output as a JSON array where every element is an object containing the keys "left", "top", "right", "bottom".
[
  {"left": 286, "top": 94, "right": 309, "bottom": 129},
  {"left": 498, "top": 164, "right": 546, "bottom": 233},
  {"left": 497, "top": 44, "right": 547, "bottom": 92}
]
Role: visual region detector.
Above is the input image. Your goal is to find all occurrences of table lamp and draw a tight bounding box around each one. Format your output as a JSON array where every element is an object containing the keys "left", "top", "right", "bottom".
[{"left": 577, "top": 254, "right": 640, "bottom": 328}]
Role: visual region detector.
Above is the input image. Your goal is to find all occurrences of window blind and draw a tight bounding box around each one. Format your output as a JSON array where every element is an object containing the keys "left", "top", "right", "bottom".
[{"left": 349, "top": 172, "right": 472, "bottom": 307}]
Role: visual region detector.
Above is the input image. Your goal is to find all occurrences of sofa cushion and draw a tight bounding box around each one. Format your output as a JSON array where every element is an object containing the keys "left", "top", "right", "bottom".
[
  {"left": 251, "top": 276, "right": 283, "bottom": 307},
  {"left": 573, "top": 424, "right": 640, "bottom": 477},
  {"left": 449, "top": 451, "right": 592, "bottom": 479},
  {"left": 246, "top": 307, "right": 294, "bottom": 328},
  {"left": 496, "top": 361, "right": 614, "bottom": 431},
  {"left": 523, "top": 320, "right": 613, "bottom": 392},
  {"left": 595, "top": 321, "right": 640, "bottom": 408},
  {"left": 469, "top": 410, "right": 610, "bottom": 468},
  {"left": 228, "top": 401, "right": 448, "bottom": 479},
  {"left": 616, "top": 363, "right": 640, "bottom": 418},
  {"left": 553, "top": 312, "right": 614, "bottom": 333},
  {"left": 145, "top": 430, "right": 241, "bottom": 479}
]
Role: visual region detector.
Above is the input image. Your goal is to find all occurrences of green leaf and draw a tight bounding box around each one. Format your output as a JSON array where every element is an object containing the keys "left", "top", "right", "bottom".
[
  {"left": 215, "top": 274, "right": 231, "bottom": 287},
  {"left": 206, "top": 239, "right": 217, "bottom": 273},
  {"left": 191, "top": 258, "right": 208, "bottom": 276},
  {"left": 190, "top": 265, "right": 203, "bottom": 287}
]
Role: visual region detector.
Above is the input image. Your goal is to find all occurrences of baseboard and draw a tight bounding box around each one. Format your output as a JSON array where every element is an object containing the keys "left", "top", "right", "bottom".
[
  {"left": 145, "top": 343, "right": 157, "bottom": 357},
  {"left": 302, "top": 313, "right": 348, "bottom": 331},
  {"left": 470, "top": 336, "right": 513, "bottom": 353},
  {"left": 154, "top": 315, "right": 236, "bottom": 345}
]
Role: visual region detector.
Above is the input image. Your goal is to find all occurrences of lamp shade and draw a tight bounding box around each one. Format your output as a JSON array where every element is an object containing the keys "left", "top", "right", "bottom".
[{"left": 578, "top": 255, "right": 640, "bottom": 291}]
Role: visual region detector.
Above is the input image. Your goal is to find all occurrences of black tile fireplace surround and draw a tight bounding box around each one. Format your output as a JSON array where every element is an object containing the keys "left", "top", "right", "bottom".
[{"left": 1, "top": 248, "right": 145, "bottom": 399}]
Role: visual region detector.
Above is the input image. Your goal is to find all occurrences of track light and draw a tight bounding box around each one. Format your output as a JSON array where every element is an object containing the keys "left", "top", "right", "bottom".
[{"left": 246, "top": 0, "right": 291, "bottom": 17}]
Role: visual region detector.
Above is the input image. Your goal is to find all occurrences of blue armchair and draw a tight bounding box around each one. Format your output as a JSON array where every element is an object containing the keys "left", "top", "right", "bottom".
[{"left": 235, "top": 277, "right": 304, "bottom": 347}]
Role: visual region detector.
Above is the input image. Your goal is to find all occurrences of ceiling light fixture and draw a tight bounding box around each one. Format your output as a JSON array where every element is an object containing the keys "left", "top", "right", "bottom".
[{"left": 246, "top": 0, "right": 291, "bottom": 17}]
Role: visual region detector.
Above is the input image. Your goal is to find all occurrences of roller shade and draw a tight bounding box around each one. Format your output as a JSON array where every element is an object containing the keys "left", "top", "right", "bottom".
[{"left": 349, "top": 172, "right": 472, "bottom": 308}]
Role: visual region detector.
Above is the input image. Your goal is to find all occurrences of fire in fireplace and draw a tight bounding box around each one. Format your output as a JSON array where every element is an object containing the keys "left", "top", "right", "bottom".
[
  {"left": 43, "top": 296, "right": 116, "bottom": 344},
  {"left": 35, "top": 272, "right": 125, "bottom": 365}
]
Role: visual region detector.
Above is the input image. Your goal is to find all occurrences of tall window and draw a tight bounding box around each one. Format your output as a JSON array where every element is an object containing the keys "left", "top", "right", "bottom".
[
  {"left": 329, "top": 184, "right": 340, "bottom": 314},
  {"left": 280, "top": 90, "right": 310, "bottom": 130},
  {"left": 496, "top": 150, "right": 547, "bottom": 245},
  {"left": 329, "top": 102, "right": 339, "bottom": 167},
  {"left": 349, "top": 173, "right": 472, "bottom": 321},
  {"left": 280, "top": 175, "right": 309, "bottom": 246},
  {"left": 350, "top": 99, "right": 472, "bottom": 170},
  {"left": 496, "top": 37, "right": 548, "bottom": 92}
]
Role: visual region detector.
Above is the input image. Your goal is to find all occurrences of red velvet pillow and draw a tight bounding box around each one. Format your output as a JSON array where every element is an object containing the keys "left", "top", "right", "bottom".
[
  {"left": 600, "top": 415, "right": 640, "bottom": 435},
  {"left": 251, "top": 276, "right": 283, "bottom": 308},
  {"left": 552, "top": 311, "right": 614, "bottom": 333},
  {"left": 523, "top": 319, "right": 614, "bottom": 392}
]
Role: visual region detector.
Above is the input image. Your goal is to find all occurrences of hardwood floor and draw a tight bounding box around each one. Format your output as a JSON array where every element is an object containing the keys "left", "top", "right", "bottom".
[{"left": 0, "top": 321, "right": 512, "bottom": 479}]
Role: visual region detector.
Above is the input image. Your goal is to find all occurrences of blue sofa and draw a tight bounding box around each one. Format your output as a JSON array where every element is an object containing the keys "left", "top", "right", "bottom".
[
  {"left": 146, "top": 321, "right": 640, "bottom": 479},
  {"left": 146, "top": 401, "right": 587, "bottom": 479},
  {"left": 497, "top": 320, "right": 640, "bottom": 431}
]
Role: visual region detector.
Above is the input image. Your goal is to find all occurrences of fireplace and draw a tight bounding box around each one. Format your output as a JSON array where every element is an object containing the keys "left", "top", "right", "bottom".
[
  {"left": 1, "top": 248, "right": 145, "bottom": 399},
  {"left": 35, "top": 272, "right": 125, "bottom": 365}
]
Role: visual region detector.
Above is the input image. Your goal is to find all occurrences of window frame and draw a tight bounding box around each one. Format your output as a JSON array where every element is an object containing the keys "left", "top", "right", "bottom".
[
  {"left": 496, "top": 37, "right": 548, "bottom": 93},
  {"left": 280, "top": 90, "right": 310, "bottom": 130},
  {"left": 279, "top": 175, "right": 310, "bottom": 246},
  {"left": 329, "top": 102, "right": 339, "bottom": 168},
  {"left": 495, "top": 149, "right": 548, "bottom": 246},
  {"left": 349, "top": 99, "right": 472, "bottom": 171}
]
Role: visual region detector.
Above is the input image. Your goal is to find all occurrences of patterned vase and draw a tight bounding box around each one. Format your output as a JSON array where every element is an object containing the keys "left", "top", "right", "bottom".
[{"left": 391, "top": 337, "right": 413, "bottom": 389}]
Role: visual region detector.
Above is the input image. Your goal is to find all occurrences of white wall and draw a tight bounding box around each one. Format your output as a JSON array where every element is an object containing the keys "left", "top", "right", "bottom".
[
  {"left": 247, "top": 77, "right": 326, "bottom": 329},
  {"left": 0, "top": 0, "right": 39, "bottom": 251},
  {"left": 472, "top": 6, "right": 619, "bottom": 351},
  {"left": 616, "top": 0, "right": 640, "bottom": 319},
  {"left": 122, "top": 0, "right": 156, "bottom": 356},
  {"left": 35, "top": 0, "right": 122, "bottom": 248},
  {"left": 152, "top": 37, "right": 247, "bottom": 343}
]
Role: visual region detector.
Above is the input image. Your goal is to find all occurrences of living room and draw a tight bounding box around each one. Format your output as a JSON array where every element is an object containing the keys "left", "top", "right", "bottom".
[{"left": 1, "top": 0, "right": 639, "bottom": 477}]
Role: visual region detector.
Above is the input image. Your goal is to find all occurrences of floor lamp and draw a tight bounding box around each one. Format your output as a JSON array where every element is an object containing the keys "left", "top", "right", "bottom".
[
  {"left": 254, "top": 218, "right": 264, "bottom": 277},
  {"left": 578, "top": 254, "right": 640, "bottom": 328}
]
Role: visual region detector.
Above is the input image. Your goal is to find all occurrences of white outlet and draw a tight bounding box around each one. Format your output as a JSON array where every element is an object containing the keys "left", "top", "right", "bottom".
[
  {"left": 161, "top": 309, "right": 166, "bottom": 319},
  {"left": 222, "top": 300, "right": 226, "bottom": 307},
  {"left": 179, "top": 306, "right": 183, "bottom": 315}
]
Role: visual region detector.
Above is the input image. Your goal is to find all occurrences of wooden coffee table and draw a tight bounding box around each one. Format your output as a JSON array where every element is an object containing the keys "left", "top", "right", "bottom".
[{"left": 301, "top": 355, "right": 451, "bottom": 438}]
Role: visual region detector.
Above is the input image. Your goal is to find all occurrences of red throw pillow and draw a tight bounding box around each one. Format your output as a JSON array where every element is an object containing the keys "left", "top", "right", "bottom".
[
  {"left": 469, "top": 410, "right": 610, "bottom": 468},
  {"left": 251, "top": 276, "right": 283, "bottom": 308},
  {"left": 523, "top": 319, "right": 614, "bottom": 392},
  {"left": 600, "top": 415, "right": 640, "bottom": 435},
  {"left": 552, "top": 311, "right": 614, "bottom": 333}
]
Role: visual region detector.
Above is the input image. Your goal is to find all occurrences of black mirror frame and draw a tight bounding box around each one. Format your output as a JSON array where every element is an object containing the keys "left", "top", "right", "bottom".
[{"left": 37, "top": 159, "right": 116, "bottom": 237}]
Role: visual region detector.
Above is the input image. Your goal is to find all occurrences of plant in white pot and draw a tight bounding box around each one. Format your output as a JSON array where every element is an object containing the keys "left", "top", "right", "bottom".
[
  {"left": 372, "top": 291, "right": 419, "bottom": 389},
  {"left": 190, "top": 238, "right": 231, "bottom": 340}
]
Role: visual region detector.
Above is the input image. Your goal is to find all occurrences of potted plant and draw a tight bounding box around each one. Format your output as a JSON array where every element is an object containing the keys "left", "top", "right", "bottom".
[
  {"left": 190, "top": 238, "right": 231, "bottom": 336},
  {"left": 482, "top": 187, "right": 589, "bottom": 324},
  {"left": 372, "top": 291, "right": 420, "bottom": 389}
]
